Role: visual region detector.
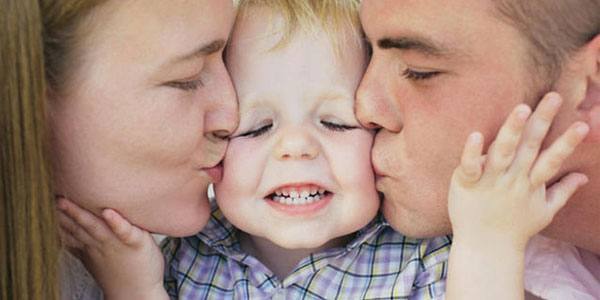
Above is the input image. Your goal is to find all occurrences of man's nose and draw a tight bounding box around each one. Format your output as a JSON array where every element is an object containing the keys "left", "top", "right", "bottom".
[
  {"left": 274, "top": 128, "right": 319, "bottom": 161},
  {"left": 356, "top": 59, "right": 403, "bottom": 133}
]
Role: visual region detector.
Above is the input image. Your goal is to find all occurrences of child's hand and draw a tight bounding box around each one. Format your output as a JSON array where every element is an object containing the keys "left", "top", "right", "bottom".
[
  {"left": 57, "top": 198, "right": 168, "bottom": 300},
  {"left": 448, "top": 92, "right": 590, "bottom": 249}
]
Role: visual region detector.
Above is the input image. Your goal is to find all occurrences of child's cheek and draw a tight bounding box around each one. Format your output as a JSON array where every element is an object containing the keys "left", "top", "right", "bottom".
[
  {"left": 223, "top": 138, "right": 259, "bottom": 165},
  {"left": 331, "top": 130, "right": 376, "bottom": 183},
  {"left": 219, "top": 137, "right": 267, "bottom": 188},
  {"left": 217, "top": 139, "right": 246, "bottom": 184}
]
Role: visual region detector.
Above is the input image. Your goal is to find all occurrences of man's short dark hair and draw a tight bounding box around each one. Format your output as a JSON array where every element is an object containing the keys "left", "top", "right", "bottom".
[{"left": 494, "top": 0, "right": 599, "bottom": 84}]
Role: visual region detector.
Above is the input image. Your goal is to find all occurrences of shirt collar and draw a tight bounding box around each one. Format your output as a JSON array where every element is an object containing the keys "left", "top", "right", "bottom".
[
  {"left": 199, "top": 201, "right": 388, "bottom": 259},
  {"left": 197, "top": 202, "right": 241, "bottom": 253}
]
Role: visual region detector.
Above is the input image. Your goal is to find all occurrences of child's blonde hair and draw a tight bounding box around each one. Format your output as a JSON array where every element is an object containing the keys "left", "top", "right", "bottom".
[{"left": 237, "top": 0, "right": 362, "bottom": 54}]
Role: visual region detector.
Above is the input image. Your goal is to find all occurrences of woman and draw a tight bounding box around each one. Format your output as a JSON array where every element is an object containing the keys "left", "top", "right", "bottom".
[{"left": 1, "top": 0, "right": 238, "bottom": 298}]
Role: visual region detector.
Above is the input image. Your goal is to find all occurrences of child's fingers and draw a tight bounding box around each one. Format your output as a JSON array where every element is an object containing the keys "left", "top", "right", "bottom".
[
  {"left": 58, "top": 210, "right": 98, "bottom": 248},
  {"left": 529, "top": 122, "right": 589, "bottom": 187},
  {"left": 483, "top": 104, "right": 531, "bottom": 176},
  {"left": 102, "top": 209, "right": 146, "bottom": 245},
  {"left": 455, "top": 132, "right": 484, "bottom": 184},
  {"left": 58, "top": 224, "right": 84, "bottom": 250},
  {"left": 57, "top": 197, "right": 113, "bottom": 243},
  {"left": 509, "top": 93, "right": 562, "bottom": 175},
  {"left": 545, "top": 172, "right": 589, "bottom": 217}
]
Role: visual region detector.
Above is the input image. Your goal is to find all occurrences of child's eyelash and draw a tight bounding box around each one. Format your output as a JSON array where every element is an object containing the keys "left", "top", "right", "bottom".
[
  {"left": 321, "top": 120, "right": 356, "bottom": 132},
  {"left": 402, "top": 69, "right": 441, "bottom": 81},
  {"left": 239, "top": 123, "right": 273, "bottom": 138}
]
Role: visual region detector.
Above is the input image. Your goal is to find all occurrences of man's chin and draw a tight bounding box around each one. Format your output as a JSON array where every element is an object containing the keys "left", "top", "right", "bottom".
[{"left": 382, "top": 204, "right": 451, "bottom": 239}]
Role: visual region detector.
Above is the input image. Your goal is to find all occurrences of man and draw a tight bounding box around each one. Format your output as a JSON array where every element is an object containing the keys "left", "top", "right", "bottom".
[{"left": 356, "top": 0, "right": 599, "bottom": 297}]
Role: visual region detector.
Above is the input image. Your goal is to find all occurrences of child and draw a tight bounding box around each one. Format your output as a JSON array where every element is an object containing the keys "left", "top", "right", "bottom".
[{"left": 58, "top": 1, "right": 589, "bottom": 299}]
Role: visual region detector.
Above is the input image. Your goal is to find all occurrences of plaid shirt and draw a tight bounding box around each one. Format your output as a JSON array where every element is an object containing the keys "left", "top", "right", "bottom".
[{"left": 162, "top": 208, "right": 451, "bottom": 299}]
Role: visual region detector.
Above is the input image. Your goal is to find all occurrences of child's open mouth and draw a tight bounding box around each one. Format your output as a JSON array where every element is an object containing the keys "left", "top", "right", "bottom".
[{"left": 266, "top": 184, "right": 332, "bottom": 206}]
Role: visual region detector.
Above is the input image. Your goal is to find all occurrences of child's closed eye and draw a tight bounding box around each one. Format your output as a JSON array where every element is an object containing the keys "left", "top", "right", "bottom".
[
  {"left": 321, "top": 120, "right": 358, "bottom": 132},
  {"left": 238, "top": 123, "right": 273, "bottom": 138}
]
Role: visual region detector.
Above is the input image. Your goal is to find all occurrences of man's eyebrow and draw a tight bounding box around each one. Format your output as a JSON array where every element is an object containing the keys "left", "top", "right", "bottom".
[
  {"left": 377, "top": 37, "right": 449, "bottom": 57},
  {"left": 170, "top": 39, "right": 226, "bottom": 64}
]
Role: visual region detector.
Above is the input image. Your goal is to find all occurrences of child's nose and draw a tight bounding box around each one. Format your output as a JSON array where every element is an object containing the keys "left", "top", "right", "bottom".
[{"left": 274, "top": 129, "right": 319, "bottom": 160}]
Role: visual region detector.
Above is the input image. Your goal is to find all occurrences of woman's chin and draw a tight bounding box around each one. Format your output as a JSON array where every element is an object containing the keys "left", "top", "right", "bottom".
[
  {"left": 139, "top": 201, "right": 212, "bottom": 237},
  {"left": 152, "top": 214, "right": 210, "bottom": 237}
]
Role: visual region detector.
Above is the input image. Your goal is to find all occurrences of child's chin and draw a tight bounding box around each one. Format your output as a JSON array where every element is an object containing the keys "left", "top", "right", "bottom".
[
  {"left": 272, "top": 236, "right": 330, "bottom": 250},
  {"left": 268, "top": 229, "right": 349, "bottom": 250}
]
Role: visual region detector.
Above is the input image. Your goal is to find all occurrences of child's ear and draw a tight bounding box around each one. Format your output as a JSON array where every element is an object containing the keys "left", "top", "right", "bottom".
[{"left": 577, "top": 34, "right": 600, "bottom": 142}]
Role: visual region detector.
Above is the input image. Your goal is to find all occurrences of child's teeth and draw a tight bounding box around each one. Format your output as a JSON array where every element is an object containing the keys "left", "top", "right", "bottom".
[
  {"left": 270, "top": 190, "right": 328, "bottom": 206},
  {"left": 270, "top": 184, "right": 333, "bottom": 205}
]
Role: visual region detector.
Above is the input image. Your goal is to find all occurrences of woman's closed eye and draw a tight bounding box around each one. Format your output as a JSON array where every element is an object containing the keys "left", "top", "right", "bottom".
[
  {"left": 238, "top": 123, "right": 273, "bottom": 138},
  {"left": 321, "top": 120, "right": 357, "bottom": 132},
  {"left": 402, "top": 68, "right": 441, "bottom": 81},
  {"left": 165, "top": 78, "right": 204, "bottom": 91}
]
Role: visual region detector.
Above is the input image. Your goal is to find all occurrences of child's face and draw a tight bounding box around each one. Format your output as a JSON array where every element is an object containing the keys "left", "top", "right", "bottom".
[{"left": 215, "top": 8, "right": 380, "bottom": 249}]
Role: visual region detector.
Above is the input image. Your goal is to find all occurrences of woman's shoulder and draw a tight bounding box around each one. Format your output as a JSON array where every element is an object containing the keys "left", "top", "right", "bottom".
[{"left": 59, "top": 250, "right": 103, "bottom": 300}]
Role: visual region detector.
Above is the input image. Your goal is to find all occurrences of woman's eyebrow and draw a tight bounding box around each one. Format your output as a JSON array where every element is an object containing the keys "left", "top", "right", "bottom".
[{"left": 169, "top": 39, "right": 227, "bottom": 64}]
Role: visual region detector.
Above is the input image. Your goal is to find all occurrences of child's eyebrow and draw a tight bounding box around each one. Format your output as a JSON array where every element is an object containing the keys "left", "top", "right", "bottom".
[
  {"left": 242, "top": 93, "right": 275, "bottom": 111},
  {"left": 317, "top": 90, "right": 354, "bottom": 102}
]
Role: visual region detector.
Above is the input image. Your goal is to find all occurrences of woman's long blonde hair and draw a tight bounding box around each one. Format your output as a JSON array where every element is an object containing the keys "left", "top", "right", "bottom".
[{"left": 1, "top": 0, "right": 103, "bottom": 299}]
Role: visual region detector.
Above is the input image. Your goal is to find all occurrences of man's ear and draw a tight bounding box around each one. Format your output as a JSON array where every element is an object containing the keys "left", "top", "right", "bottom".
[{"left": 577, "top": 34, "right": 600, "bottom": 142}]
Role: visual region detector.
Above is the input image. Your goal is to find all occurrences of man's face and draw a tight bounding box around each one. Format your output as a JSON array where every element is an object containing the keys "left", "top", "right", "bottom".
[{"left": 357, "top": 0, "right": 539, "bottom": 237}]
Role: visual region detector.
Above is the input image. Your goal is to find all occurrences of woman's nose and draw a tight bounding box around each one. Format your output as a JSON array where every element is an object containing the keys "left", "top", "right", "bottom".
[{"left": 204, "top": 61, "right": 239, "bottom": 140}]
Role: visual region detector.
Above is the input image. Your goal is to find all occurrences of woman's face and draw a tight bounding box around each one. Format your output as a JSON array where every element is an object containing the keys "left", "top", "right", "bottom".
[{"left": 49, "top": 0, "right": 238, "bottom": 236}]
